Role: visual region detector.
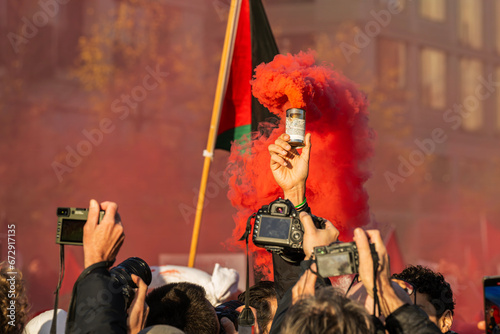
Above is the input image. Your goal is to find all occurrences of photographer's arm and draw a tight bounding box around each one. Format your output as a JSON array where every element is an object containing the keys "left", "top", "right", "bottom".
[
  {"left": 268, "top": 133, "right": 311, "bottom": 206},
  {"left": 268, "top": 134, "right": 314, "bottom": 300},
  {"left": 355, "top": 228, "right": 403, "bottom": 316},
  {"left": 66, "top": 200, "right": 128, "bottom": 334},
  {"left": 269, "top": 213, "right": 338, "bottom": 334},
  {"left": 127, "top": 275, "right": 149, "bottom": 334},
  {"left": 355, "top": 229, "right": 441, "bottom": 334}
]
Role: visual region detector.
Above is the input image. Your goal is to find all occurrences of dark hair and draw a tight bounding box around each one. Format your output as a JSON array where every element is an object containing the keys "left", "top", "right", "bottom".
[
  {"left": 145, "top": 282, "right": 218, "bottom": 334},
  {"left": 392, "top": 265, "right": 455, "bottom": 317},
  {"left": 279, "top": 286, "right": 374, "bottom": 334},
  {"left": 237, "top": 281, "right": 277, "bottom": 334}
]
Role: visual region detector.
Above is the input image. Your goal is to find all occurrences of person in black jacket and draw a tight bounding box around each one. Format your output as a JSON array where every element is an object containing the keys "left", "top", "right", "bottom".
[{"left": 65, "top": 200, "right": 149, "bottom": 334}]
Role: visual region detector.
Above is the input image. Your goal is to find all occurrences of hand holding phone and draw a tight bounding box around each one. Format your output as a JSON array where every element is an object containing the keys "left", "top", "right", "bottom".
[{"left": 483, "top": 276, "right": 500, "bottom": 334}]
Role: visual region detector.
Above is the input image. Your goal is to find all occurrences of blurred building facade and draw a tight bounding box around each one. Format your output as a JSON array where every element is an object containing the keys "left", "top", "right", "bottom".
[
  {"left": 265, "top": 1, "right": 500, "bottom": 325},
  {"left": 265, "top": 0, "right": 500, "bottom": 264}
]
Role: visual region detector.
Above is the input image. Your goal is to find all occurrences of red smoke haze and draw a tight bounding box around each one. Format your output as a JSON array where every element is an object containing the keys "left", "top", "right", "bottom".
[{"left": 226, "top": 51, "right": 375, "bottom": 276}]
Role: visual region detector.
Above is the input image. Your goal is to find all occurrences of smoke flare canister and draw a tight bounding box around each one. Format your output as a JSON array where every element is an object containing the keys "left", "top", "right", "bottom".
[{"left": 286, "top": 108, "right": 306, "bottom": 148}]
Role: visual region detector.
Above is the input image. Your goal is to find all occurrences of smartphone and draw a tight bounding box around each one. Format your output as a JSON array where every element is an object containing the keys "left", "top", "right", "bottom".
[{"left": 483, "top": 275, "right": 500, "bottom": 334}]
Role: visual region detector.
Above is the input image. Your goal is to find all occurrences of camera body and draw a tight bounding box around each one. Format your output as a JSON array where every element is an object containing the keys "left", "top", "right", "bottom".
[
  {"left": 215, "top": 300, "right": 243, "bottom": 334},
  {"left": 314, "top": 242, "right": 362, "bottom": 277},
  {"left": 56, "top": 207, "right": 104, "bottom": 246},
  {"left": 252, "top": 198, "right": 304, "bottom": 254},
  {"left": 314, "top": 242, "right": 377, "bottom": 277}
]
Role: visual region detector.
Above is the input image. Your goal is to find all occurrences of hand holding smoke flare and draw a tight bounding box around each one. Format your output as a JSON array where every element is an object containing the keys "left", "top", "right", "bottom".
[{"left": 226, "top": 51, "right": 375, "bottom": 277}]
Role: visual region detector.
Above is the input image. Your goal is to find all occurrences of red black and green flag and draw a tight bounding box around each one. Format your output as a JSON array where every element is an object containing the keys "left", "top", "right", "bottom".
[{"left": 215, "top": 0, "right": 280, "bottom": 151}]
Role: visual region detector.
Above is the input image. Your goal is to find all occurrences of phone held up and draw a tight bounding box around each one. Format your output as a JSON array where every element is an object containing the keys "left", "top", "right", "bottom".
[{"left": 484, "top": 275, "right": 500, "bottom": 334}]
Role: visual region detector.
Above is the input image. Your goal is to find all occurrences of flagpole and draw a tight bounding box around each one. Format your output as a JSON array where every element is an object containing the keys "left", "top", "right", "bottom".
[{"left": 188, "top": 0, "right": 243, "bottom": 268}]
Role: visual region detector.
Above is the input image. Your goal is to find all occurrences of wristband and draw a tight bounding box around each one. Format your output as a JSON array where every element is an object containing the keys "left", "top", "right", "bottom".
[{"left": 294, "top": 198, "right": 307, "bottom": 210}]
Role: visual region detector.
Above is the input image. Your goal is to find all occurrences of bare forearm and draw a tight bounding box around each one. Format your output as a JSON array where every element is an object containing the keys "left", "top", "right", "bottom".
[
  {"left": 283, "top": 184, "right": 306, "bottom": 206},
  {"left": 378, "top": 279, "right": 405, "bottom": 317}
]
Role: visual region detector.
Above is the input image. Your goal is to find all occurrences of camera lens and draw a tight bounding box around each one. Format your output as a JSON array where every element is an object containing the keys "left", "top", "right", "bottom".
[
  {"left": 110, "top": 257, "right": 152, "bottom": 309},
  {"left": 215, "top": 300, "right": 243, "bottom": 333}
]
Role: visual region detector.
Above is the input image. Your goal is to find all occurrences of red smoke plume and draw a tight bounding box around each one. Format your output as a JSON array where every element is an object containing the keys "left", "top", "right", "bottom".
[{"left": 226, "top": 51, "right": 375, "bottom": 277}]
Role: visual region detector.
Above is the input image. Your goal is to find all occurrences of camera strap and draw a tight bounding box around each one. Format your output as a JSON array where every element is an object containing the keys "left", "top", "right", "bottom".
[
  {"left": 238, "top": 213, "right": 256, "bottom": 328},
  {"left": 50, "top": 244, "right": 65, "bottom": 334},
  {"left": 370, "top": 244, "right": 380, "bottom": 317}
]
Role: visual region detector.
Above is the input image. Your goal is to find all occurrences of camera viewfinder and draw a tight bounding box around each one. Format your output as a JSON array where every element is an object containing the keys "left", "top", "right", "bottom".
[{"left": 57, "top": 207, "right": 70, "bottom": 217}]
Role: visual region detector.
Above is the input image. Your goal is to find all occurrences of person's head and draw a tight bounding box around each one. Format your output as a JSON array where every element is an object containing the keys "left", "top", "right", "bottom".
[
  {"left": 145, "top": 282, "right": 219, "bottom": 334},
  {"left": 237, "top": 280, "right": 277, "bottom": 334},
  {"left": 392, "top": 265, "right": 455, "bottom": 333},
  {"left": 279, "top": 286, "right": 374, "bottom": 334},
  {"left": 0, "top": 263, "right": 29, "bottom": 334}
]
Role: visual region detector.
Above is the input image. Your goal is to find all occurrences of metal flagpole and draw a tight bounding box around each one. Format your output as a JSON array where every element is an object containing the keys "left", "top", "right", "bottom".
[{"left": 188, "top": 0, "right": 242, "bottom": 267}]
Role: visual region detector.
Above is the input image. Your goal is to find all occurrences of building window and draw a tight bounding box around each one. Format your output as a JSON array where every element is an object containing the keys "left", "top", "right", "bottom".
[
  {"left": 460, "top": 58, "right": 483, "bottom": 132},
  {"left": 378, "top": 0, "right": 406, "bottom": 12},
  {"left": 459, "top": 0, "right": 482, "bottom": 49},
  {"left": 420, "top": 48, "right": 446, "bottom": 109},
  {"left": 419, "top": 0, "right": 446, "bottom": 22},
  {"left": 278, "top": 33, "right": 315, "bottom": 55},
  {"left": 377, "top": 38, "right": 406, "bottom": 89}
]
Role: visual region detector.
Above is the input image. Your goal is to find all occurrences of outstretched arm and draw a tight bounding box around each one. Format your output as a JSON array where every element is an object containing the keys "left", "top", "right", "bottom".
[
  {"left": 268, "top": 133, "right": 311, "bottom": 206},
  {"left": 355, "top": 228, "right": 442, "bottom": 333}
]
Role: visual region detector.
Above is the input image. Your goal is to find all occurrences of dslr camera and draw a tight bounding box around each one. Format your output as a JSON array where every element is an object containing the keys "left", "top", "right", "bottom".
[
  {"left": 314, "top": 241, "right": 376, "bottom": 277},
  {"left": 110, "top": 257, "right": 152, "bottom": 309},
  {"left": 252, "top": 198, "right": 304, "bottom": 254},
  {"left": 56, "top": 207, "right": 104, "bottom": 246},
  {"left": 215, "top": 300, "right": 243, "bottom": 334}
]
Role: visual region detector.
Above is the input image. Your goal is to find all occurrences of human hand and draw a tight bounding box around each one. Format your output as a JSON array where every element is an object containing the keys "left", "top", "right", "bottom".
[
  {"left": 268, "top": 133, "right": 311, "bottom": 206},
  {"left": 292, "top": 263, "right": 317, "bottom": 304},
  {"left": 354, "top": 228, "right": 403, "bottom": 316},
  {"left": 83, "top": 199, "right": 125, "bottom": 268},
  {"left": 220, "top": 317, "right": 238, "bottom": 334},
  {"left": 127, "top": 275, "right": 149, "bottom": 334},
  {"left": 301, "top": 212, "right": 339, "bottom": 260}
]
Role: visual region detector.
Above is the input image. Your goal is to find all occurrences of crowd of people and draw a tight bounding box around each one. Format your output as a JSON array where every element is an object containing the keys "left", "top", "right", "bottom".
[{"left": 0, "top": 133, "right": 486, "bottom": 333}]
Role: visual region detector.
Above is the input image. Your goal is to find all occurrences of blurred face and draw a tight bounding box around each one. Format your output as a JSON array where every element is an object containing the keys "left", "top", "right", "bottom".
[
  {"left": 415, "top": 292, "right": 438, "bottom": 323},
  {"left": 415, "top": 292, "right": 453, "bottom": 333}
]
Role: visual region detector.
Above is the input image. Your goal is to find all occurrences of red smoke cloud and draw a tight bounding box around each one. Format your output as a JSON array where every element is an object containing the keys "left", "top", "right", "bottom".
[{"left": 226, "top": 51, "right": 375, "bottom": 277}]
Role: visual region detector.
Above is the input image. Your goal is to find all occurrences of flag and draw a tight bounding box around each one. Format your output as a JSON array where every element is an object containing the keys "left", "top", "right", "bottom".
[{"left": 215, "top": 0, "right": 279, "bottom": 151}]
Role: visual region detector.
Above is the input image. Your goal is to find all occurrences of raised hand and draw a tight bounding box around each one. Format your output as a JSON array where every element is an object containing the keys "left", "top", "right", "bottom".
[
  {"left": 268, "top": 133, "right": 311, "bottom": 206},
  {"left": 83, "top": 199, "right": 125, "bottom": 268}
]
